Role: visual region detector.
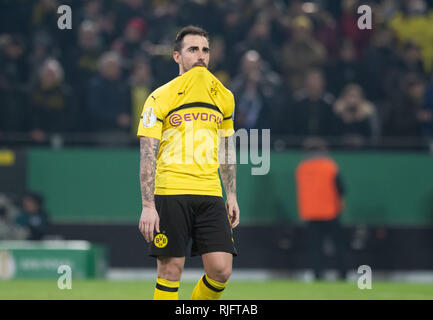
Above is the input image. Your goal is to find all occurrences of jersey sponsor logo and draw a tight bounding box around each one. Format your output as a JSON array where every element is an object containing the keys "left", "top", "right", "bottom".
[
  {"left": 168, "top": 112, "right": 222, "bottom": 127},
  {"left": 169, "top": 114, "right": 182, "bottom": 127},
  {"left": 154, "top": 233, "right": 168, "bottom": 248},
  {"left": 142, "top": 106, "right": 157, "bottom": 128}
]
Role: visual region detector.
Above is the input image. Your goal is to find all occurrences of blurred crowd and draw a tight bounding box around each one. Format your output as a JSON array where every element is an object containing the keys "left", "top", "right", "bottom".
[
  {"left": 1, "top": 0, "right": 433, "bottom": 148},
  {"left": 0, "top": 192, "right": 49, "bottom": 240}
]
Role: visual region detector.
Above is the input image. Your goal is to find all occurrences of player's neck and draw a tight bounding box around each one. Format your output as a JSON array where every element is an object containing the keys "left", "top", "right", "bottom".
[{"left": 178, "top": 65, "right": 185, "bottom": 76}]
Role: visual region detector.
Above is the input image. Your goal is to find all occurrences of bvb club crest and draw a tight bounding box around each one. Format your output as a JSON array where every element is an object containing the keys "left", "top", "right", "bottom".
[
  {"left": 210, "top": 81, "right": 218, "bottom": 98},
  {"left": 154, "top": 234, "right": 168, "bottom": 248}
]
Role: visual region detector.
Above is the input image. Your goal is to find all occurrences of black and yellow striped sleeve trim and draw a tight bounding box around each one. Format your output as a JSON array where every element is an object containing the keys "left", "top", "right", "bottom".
[
  {"left": 202, "top": 276, "right": 225, "bottom": 292},
  {"left": 223, "top": 115, "right": 232, "bottom": 120}
]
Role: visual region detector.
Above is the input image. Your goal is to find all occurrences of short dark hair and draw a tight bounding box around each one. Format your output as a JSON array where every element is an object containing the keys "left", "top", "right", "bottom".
[{"left": 174, "top": 25, "right": 209, "bottom": 52}]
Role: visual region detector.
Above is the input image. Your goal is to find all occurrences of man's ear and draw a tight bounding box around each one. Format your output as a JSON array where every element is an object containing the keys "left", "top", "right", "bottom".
[{"left": 173, "top": 51, "right": 180, "bottom": 64}]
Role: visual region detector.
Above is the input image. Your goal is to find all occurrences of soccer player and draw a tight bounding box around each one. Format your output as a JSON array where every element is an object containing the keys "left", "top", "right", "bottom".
[{"left": 137, "top": 25, "right": 239, "bottom": 300}]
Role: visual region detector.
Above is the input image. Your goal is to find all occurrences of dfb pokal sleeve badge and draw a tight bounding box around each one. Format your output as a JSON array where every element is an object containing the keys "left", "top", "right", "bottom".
[{"left": 142, "top": 106, "right": 157, "bottom": 128}]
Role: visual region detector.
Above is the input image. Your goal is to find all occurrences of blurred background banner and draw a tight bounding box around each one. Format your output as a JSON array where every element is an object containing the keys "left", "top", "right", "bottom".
[
  {"left": 24, "top": 148, "right": 433, "bottom": 226},
  {"left": 1, "top": 0, "right": 433, "bottom": 286},
  {"left": 0, "top": 240, "right": 107, "bottom": 280}
]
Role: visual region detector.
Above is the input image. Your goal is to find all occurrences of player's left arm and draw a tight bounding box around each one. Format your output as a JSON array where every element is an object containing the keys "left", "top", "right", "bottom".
[{"left": 219, "top": 135, "right": 240, "bottom": 228}]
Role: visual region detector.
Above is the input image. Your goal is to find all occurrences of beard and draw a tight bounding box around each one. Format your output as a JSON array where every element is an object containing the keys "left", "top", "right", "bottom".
[
  {"left": 193, "top": 60, "right": 207, "bottom": 67},
  {"left": 183, "top": 60, "right": 207, "bottom": 72}
]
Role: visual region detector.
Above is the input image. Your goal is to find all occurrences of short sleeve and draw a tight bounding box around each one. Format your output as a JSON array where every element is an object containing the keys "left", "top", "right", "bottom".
[
  {"left": 137, "top": 94, "right": 164, "bottom": 140},
  {"left": 219, "top": 93, "right": 235, "bottom": 137}
]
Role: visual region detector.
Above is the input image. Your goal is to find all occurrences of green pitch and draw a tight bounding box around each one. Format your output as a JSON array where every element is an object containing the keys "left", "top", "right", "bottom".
[{"left": 1, "top": 280, "right": 433, "bottom": 300}]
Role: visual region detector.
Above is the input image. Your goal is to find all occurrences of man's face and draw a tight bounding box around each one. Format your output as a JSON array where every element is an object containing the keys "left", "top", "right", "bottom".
[
  {"left": 306, "top": 72, "right": 324, "bottom": 95},
  {"left": 346, "top": 88, "right": 362, "bottom": 106},
  {"left": 173, "top": 34, "right": 210, "bottom": 74},
  {"left": 101, "top": 60, "right": 120, "bottom": 81},
  {"left": 23, "top": 197, "right": 39, "bottom": 214}
]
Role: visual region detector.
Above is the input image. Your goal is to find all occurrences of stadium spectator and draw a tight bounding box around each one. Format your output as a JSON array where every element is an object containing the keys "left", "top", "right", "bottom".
[
  {"left": 285, "top": 0, "right": 306, "bottom": 21},
  {"left": 290, "top": 69, "right": 337, "bottom": 138},
  {"left": 382, "top": 41, "right": 426, "bottom": 101},
  {"left": 221, "top": 9, "right": 247, "bottom": 63},
  {"left": 144, "top": 1, "right": 179, "bottom": 45},
  {"left": 96, "top": 9, "right": 118, "bottom": 47},
  {"left": 295, "top": 138, "right": 347, "bottom": 281},
  {"left": 15, "top": 192, "right": 50, "bottom": 240},
  {"left": 333, "top": 84, "right": 380, "bottom": 146},
  {"left": 315, "top": 11, "right": 339, "bottom": 60},
  {"left": 31, "top": 0, "right": 58, "bottom": 34},
  {"left": 389, "top": 0, "right": 433, "bottom": 73},
  {"left": 31, "top": 0, "right": 73, "bottom": 55},
  {"left": 64, "top": 20, "right": 103, "bottom": 131},
  {"left": 361, "top": 26, "right": 400, "bottom": 101},
  {"left": 87, "top": 51, "right": 131, "bottom": 135},
  {"left": 338, "top": 0, "right": 374, "bottom": 60},
  {"left": 177, "top": 0, "right": 224, "bottom": 35},
  {"left": 398, "top": 41, "right": 425, "bottom": 76},
  {"left": 66, "top": 20, "right": 103, "bottom": 86},
  {"left": 112, "top": 17, "right": 147, "bottom": 63},
  {"left": 208, "top": 36, "right": 230, "bottom": 86},
  {"left": 130, "top": 57, "right": 153, "bottom": 137},
  {"left": 78, "top": 0, "right": 104, "bottom": 23},
  {"left": 115, "top": 0, "right": 147, "bottom": 33},
  {"left": 28, "top": 31, "right": 56, "bottom": 84},
  {"left": 377, "top": 0, "right": 401, "bottom": 21},
  {"left": 231, "top": 50, "right": 282, "bottom": 130},
  {"left": 325, "top": 39, "right": 365, "bottom": 97},
  {"left": 382, "top": 74, "right": 429, "bottom": 138},
  {"left": 29, "top": 58, "right": 74, "bottom": 143},
  {"left": 0, "top": 193, "right": 27, "bottom": 240},
  {"left": 0, "top": 34, "right": 29, "bottom": 136},
  {"left": 235, "top": 15, "right": 279, "bottom": 73},
  {"left": 1, "top": 0, "right": 433, "bottom": 148},
  {"left": 282, "top": 15, "right": 327, "bottom": 92}
]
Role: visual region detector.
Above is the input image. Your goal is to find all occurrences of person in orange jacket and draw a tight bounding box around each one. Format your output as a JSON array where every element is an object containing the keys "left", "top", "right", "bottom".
[{"left": 295, "top": 138, "right": 347, "bottom": 281}]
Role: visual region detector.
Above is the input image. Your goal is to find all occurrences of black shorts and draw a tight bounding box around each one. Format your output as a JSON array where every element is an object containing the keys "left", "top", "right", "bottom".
[{"left": 149, "top": 194, "right": 237, "bottom": 258}]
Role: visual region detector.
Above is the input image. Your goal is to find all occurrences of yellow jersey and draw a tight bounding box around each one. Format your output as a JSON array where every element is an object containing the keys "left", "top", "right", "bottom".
[{"left": 137, "top": 66, "right": 235, "bottom": 196}]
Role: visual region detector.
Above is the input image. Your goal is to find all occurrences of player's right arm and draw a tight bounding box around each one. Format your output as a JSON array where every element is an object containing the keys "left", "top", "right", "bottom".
[
  {"left": 139, "top": 136, "right": 160, "bottom": 243},
  {"left": 137, "top": 90, "right": 165, "bottom": 243}
]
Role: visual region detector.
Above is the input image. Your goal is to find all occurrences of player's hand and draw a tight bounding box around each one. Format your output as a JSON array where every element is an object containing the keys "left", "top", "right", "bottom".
[
  {"left": 139, "top": 206, "right": 160, "bottom": 243},
  {"left": 226, "top": 194, "right": 240, "bottom": 229}
]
